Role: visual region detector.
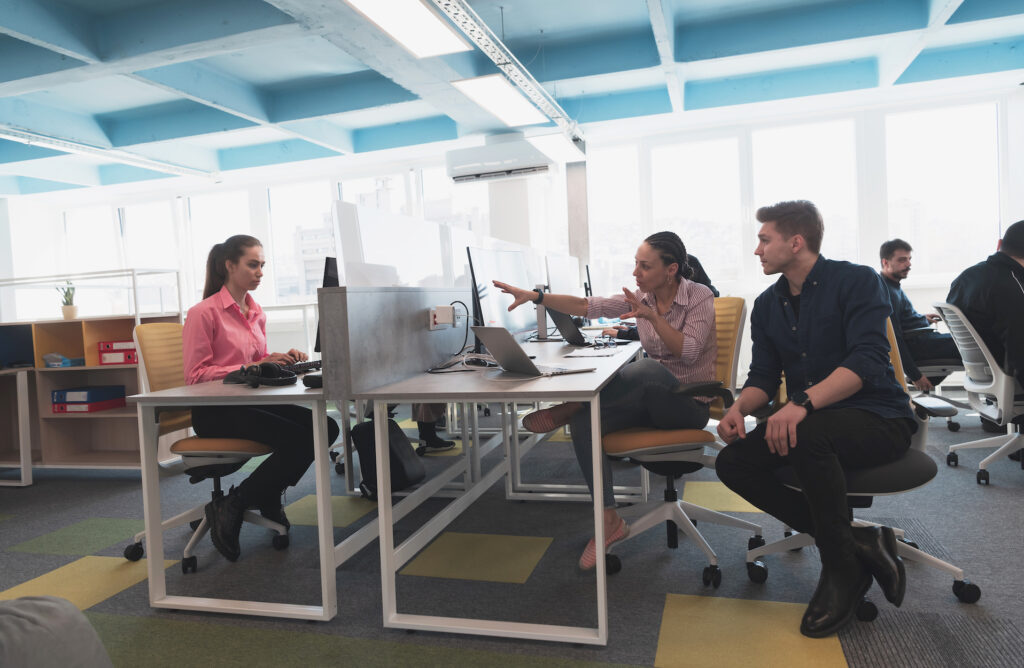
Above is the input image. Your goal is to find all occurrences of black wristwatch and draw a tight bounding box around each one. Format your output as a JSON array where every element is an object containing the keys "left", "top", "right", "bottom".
[
  {"left": 790, "top": 391, "right": 815, "bottom": 414},
  {"left": 532, "top": 289, "right": 544, "bottom": 304}
]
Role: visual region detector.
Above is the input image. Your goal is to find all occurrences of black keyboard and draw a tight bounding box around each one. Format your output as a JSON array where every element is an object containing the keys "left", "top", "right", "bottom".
[{"left": 282, "top": 359, "right": 323, "bottom": 374}]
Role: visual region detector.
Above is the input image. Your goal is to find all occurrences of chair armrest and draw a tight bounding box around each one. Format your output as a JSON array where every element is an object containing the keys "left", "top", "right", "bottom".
[{"left": 674, "top": 381, "right": 734, "bottom": 407}]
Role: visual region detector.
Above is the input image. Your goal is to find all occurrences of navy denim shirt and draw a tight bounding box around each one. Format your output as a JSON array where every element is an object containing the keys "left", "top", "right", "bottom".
[{"left": 744, "top": 256, "right": 913, "bottom": 420}]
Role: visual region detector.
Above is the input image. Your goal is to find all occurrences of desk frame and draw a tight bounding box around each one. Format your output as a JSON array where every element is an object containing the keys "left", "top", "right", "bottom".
[{"left": 0, "top": 369, "right": 33, "bottom": 487}]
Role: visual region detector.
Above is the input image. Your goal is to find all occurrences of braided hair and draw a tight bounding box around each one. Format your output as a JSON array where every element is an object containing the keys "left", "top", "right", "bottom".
[
  {"left": 643, "top": 231, "right": 693, "bottom": 282},
  {"left": 202, "top": 234, "right": 262, "bottom": 299}
]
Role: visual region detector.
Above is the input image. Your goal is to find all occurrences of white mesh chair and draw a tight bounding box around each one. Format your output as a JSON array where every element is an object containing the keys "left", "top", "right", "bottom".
[{"left": 932, "top": 302, "right": 1024, "bottom": 484}]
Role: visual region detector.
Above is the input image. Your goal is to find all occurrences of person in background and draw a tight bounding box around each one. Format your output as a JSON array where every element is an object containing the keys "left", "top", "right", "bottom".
[
  {"left": 494, "top": 231, "right": 717, "bottom": 571},
  {"left": 715, "top": 201, "right": 913, "bottom": 638},
  {"left": 947, "top": 220, "right": 1024, "bottom": 440},
  {"left": 878, "top": 239, "right": 961, "bottom": 392},
  {"left": 413, "top": 403, "right": 456, "bottom": 451},
  {"left": 183, "top": 234, "right": 340, "bottom": 563}
]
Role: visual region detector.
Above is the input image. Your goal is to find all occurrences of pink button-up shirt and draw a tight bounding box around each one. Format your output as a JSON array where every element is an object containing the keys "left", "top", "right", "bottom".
[
  {"left": 587, "top": 279, "right": 717, "bottom": 393},
  {"left": 183, "top": 286, "right": 267, "bottom": 385}
]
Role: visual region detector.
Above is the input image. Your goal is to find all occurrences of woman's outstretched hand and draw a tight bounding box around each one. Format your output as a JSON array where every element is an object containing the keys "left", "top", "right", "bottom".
[
  {"left": 492, "top": 280, "right": 535, "bottom": 312},
  {"left": 620, "top": 287, "right": 657, "bottom": 321}
]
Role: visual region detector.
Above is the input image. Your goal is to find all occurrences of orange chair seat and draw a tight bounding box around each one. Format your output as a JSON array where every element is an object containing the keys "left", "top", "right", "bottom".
[
  {"left": 603, "top": 427, "right": 716, "bottom": 457},
  {"left": 170, "top": 437, "right": 272, "bottom": 457}
]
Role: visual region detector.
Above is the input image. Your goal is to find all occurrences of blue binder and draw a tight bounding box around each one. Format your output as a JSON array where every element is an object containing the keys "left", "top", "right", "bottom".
[{"left": 51, "top": 385, "right": 126, "bottom": 404}]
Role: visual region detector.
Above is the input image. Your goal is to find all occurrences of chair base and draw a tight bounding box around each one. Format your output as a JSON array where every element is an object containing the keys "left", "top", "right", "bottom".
[{"left": 947, "top": 432, "right": 1022, "bottom": 471}]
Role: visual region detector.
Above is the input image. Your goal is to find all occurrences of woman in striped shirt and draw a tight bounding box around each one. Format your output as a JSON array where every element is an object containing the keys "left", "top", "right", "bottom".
[{"left": 494, "top": 231, "right": 717, "bottom": 570}]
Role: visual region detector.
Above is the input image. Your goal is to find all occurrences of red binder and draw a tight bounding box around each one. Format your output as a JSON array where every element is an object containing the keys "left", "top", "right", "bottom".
[
  {"left": 52, "top": 397, "right": 127, "bottom": 413},
  {"left": 98, "top": 350, "right": 138, "bottom": 365}
]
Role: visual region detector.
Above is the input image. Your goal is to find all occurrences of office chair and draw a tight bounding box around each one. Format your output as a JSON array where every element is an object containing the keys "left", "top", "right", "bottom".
[
  {"left": 899, "top": 324, "right": 968, "bottom": 432},
  {"left": 932, "top": 303, "right": 1024, "bottom": 484},
  {"left": 744, "top": 319, "right": 980, "bottom": 616},
  {"left": 122, "top": 322, "right": 288, "bottom": 574},
  {"left": 600, "top": 297, "right": 764, "bottom": 585}
]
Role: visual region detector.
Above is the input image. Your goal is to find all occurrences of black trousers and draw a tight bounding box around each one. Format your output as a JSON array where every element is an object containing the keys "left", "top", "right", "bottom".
[
  {"left": 715, "top": 408, "right": 913, "bottom": 562},
  {"left": 905, "top": 330, "right": 961, "bottom": 384},
  {"left": 191, "top": 405, "right": 340, "bottom": 508}
]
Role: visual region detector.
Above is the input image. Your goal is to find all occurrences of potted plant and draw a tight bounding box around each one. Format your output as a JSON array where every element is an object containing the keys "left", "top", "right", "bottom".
[{"left": 57, "top": 280, "right": 77, "bottom": 319}]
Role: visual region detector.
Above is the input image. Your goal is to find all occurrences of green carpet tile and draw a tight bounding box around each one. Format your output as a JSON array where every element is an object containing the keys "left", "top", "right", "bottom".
[
  {"left": 9, "top": 518, "right": 145, "bottom": 556},
  {"left": 85, "top": 612, "right": 645, "bottom": 668}
]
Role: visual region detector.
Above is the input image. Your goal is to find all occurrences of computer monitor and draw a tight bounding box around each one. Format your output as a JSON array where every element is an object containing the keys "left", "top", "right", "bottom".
[
  {"left": 314, "top": 257, "right": 339, "bottom": 354},
  {"left": 466, "top": 247, "right": 535, "bottom": 345},
  {"left": 545, "top": 254, "right": 582, "bottom": 296}
]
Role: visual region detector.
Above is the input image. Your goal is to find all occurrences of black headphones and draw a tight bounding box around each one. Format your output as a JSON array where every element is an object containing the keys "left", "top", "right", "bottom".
[{"left": 223, "top": 362, "right": 297, "bottom": 388}]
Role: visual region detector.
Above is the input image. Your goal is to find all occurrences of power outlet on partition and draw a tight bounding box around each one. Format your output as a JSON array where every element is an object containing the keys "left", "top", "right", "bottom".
[{"left": 428, "top": 305, "right": 455, "bottom": 330}]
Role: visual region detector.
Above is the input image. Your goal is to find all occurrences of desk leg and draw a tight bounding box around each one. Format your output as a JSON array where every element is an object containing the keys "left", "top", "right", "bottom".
[
  {"left": 15, "top": 370, "right": 32, "bottom": 486},
  {"left": 470, "top": 402, "right": 480, "bottom": 481},
  {"left": 375, "top": 401, "right": 398, "bottom": 625},
  {"left": 311, "top": 400, "right": 337, "bottom": 620},
  {"left": 137, "top": 404, "right": 165, "bottom": 604},
  {"left": 460, "top": 402, "right": 472, "bottom": 487},
  {"left": 590, "top": 394, "right": 608, "bottom": 645}
]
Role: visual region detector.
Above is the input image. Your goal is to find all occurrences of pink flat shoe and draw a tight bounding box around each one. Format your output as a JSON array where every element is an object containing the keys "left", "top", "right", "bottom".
[
  {"left": 578, "top": 518, "right": 629, "bottom": 570},
  {"left": 522, "top": 404, "right": 578, "bottom": 433}
]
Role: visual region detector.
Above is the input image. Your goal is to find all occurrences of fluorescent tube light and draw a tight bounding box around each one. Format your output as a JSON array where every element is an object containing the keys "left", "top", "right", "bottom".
[
  {"left": 452, "top": 74, "right": 549, "bottom": 127},
  {"left": 346, "top": 0, "right": 471, "bottom": 58},
  {"left": 527, "top": 133, "right": 586, "bottom": 164}
]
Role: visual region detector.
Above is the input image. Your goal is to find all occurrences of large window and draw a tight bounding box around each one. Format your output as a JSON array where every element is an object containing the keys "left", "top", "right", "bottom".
[
  {"left": 187, "top": 191, "right": 251, "bottom": 301},
  {"left": 267, "top": 181, "right": 335, "bottom": 303},
  {"left": 64, "top": 205, "right": 121, "bottom": 273},
  {"left": 122, "top": 201, "right": 177, "bottom": 270},
  {"left": 752, "top": 120, "right": 858, "bottom": 261},
  {"left": 886, "top": 103, "right": 1000, "bottom": 276},
  {"left": 421, "top": 165, "right": 489, "bottom": 231},
  {"left": 652, "top": 137, "right": 742, "bottom": 282},
  {"left": 587, "top": 145, "right": 642, "bottom": 297}
]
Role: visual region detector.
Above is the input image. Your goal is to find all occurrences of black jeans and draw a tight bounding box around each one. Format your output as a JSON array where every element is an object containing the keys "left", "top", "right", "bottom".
[
  {"left": 905, "top": 330, "right": 961, "bottom": 384},
  {"left": 191, "top": 405, "right": 340, "bottom": 508},
  {"left": 715, "top": 408, "right": 913, "bottom": 562}
]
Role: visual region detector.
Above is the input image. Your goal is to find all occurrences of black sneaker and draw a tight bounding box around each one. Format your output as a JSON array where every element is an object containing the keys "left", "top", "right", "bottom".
[
  {"left": 205, "top": 487, "right": 245, "bottom": 562},
  {"left": 259, "top": 504, "right": 290, "bottom": 531},
  {"left": 420, "top": 435, "right": 456, "bottom": 452}
]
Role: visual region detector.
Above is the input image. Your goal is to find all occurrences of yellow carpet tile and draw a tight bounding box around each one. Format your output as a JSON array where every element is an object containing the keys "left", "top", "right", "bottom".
[
  {"left": 400, "top": 531, "right": 552, "bottom": 584},
  {"left": 284, "top": 494, "right": 377, "bottom": 527},
  {"left": 0, "top": 556, "right": 174, "bottom": 610},
  {"left": 681, "top": 481, "right": 762, "bottom": 513},
  {"left": 656, "top": 594, "right": 847, "bottom": 668}
]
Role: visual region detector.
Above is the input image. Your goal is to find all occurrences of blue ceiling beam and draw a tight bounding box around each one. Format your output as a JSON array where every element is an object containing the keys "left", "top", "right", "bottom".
[
  {"left": 99, "top": 102, "right": 256, "bottom": 147},
  {"left": 0, "top": 0, "right": 98, "bottom": 61},
  {"left": 685, "top": 59, "right": 879, "bottom": 110},
  {"left": 0, "top": 175, "right": 83, "bottom": 195},
  {"left": 268, "top": 71, "right": 419, "bottom": 124},
  {"left": 948, "top": 0, "right": 1024, "bottom": 24},
  {"left": 0, "top": 97, "right": 111, "bottom": 147},
  {"left": 896, "top": 36, "right": 1024, "bottom": 83},
  {"left": 278, "top": 119, "right": 354, "bottom": 154},
  {"left": 97, "top": 0, "right": 296, "bottom": 61},
  {"left": 0, "top": 35, "right": 84, "bottom": 83},
  {"left": 676, "top": 0, "right": 928, "bottom": 62},
  {"left": 0, "top": 139, "right": 66, "bottom": 163},
  {"left": 133, "top": 63, "right": 270, "bottom": 123},
  {"left": 557, "top": 87, "right": 672, "bottom": 124},
  {"left": 98, "top": 164, "right": 170, "bottom": 186},
  {"left": 217, "top": 139, "right": 340, "bottom": 171},
  {"left": 505, "top": 29, "right": 660, "bottom": 82},
  {"left": 353, "top": 116, "right": 458, "bottom": 153}
]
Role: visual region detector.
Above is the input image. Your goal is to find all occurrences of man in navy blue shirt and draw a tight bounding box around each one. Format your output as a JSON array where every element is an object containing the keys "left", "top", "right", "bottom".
[
  {"left": 716, "top": 200, "right": 916, "bottom": 638},
  {"left": 878, "top": 239, "right": 961, "bottom": 392}
]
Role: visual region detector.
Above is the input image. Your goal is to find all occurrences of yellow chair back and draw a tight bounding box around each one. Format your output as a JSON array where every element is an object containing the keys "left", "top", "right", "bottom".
[
  {"left": 710, "top": 297, "right": 746, "bottom": 419},
  {"left": 133, "top": 322, "right": 190, "bottom": 435}
]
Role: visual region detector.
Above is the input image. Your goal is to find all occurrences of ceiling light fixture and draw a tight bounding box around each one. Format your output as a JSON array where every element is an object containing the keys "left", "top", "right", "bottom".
[
  {"left": 345, "top": 0, "right": 471, "bottom": 59},
  {"left": 0, "top": 128, "right": 215, "bottom": 178},
  {"left": 526, "top": 132, "right": 586, "bottom": 164},
  {"left": 429, "top": 0, "right": 585, "bottom": 146},
  {"left": 452, "top": 74, "right": 549, "bottom": 127}
]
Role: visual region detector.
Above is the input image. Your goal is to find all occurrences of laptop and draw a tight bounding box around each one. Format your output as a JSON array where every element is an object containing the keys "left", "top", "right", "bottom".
[
  {"left": 471, "top": 326, "right": 595, "bottom": 377},
  {"left": 546, "top": 308, "right": 628, "bottom": 347}
]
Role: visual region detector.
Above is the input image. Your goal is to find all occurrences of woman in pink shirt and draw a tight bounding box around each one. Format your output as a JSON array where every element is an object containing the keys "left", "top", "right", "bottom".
[
  {"left": 494, "top": 232, "right": 717, "bottom": 570},
  {"left": 183, "top": 234, "right": 340, "bottom": 563}
]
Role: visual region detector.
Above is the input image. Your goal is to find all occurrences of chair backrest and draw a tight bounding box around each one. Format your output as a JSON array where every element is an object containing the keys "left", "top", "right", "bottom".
[
  {"left": 133, "top": 322, "right": 186, "bottom": 394},
  {"left": 885, "top": 318, "right": 908, "bottom": 393},
  {"left": 713, "top": 297, "right": 746, "bottom": 393}
]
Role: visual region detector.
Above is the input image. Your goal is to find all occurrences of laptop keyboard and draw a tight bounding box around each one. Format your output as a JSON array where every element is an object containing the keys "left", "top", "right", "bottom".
[{"left": 281, "top": 359, "right": 323, "bottom": 374}]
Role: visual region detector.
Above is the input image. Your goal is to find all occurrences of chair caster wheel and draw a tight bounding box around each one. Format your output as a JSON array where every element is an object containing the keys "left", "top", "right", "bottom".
[
  {"left": 329, "top": 450, "right": 338, "bottom": 461},
  {"left": 181, "top": 556, "right": 197, "bottom": 574},
  {"left": 856, "top": 598, "right": 878, "bottom": 622},
  {"left": 946, "top": 452, "right": 958, "bottom": 467},
  {"left": 334, "top": 462, "right": 345, "bottom": 475},
  {"left": 748, "top": 535, "right": 765, "bottom": 550},
  {"left": 976, "top": 469, "right": 989, "bottom": 485},
  {"left": 189, "top": 519, "right": 201, "bottom": 532},
  {"left": 123, "top": 542, "right": 144, "bottom": 561},
  {"left": 947, "top": 421, "right": 960, "bottom": 432},
  {"left": 272, "top": 534, "right": 290, "bottom": 550},
  {"left": 784, "top": 530, "right": 803, "bottom": 551},
  {"left": 747, "top": 560, "right": 768, "bottom": 583},
  {"left": 953, "top": 580, "right": 981, "bottom": 603},
  {"left": 702, "top": 565, "right": 722, "bottom": 588},
  {"left": 605, "top": 554, "right": 621, "bottom": 575},
  {"left": 415, "top": 445, "right": 427, "bottom": 456}
]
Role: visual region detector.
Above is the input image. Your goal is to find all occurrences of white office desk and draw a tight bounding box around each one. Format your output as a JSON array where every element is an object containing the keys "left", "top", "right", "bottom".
[
  {"left": 130, "top": 381, "right": 337, "bottom": 621},
  {"left": 357, "top": 341, "right": 641, "bottom": 646}
]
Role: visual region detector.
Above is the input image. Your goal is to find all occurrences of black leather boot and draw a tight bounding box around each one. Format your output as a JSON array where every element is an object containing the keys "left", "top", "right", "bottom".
[
  {"left": 417, "top": 421, "right": 455, "bottom": 452},
  {"left": 800, "top": 555, "right": 872, "bottom": 638},
  {"left": 852, "top": 525, "right": 905, "bottom": 607},
  {"left": 205, "top": 486, "right": 245, "bottom": 562}
]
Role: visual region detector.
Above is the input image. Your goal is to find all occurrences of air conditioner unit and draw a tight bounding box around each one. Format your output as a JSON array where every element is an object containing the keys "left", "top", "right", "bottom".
[{"left": 445, "top": 140, "right": 552, "bottom": 183}]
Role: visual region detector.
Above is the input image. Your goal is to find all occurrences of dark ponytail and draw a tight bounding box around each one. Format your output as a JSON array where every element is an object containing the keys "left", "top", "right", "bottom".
[
  {"left": 203, "top": 234, "right": 261, "bottom": 299},
  {"left": 644, "top": 231, "right": 692, "bottom": 282}
]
